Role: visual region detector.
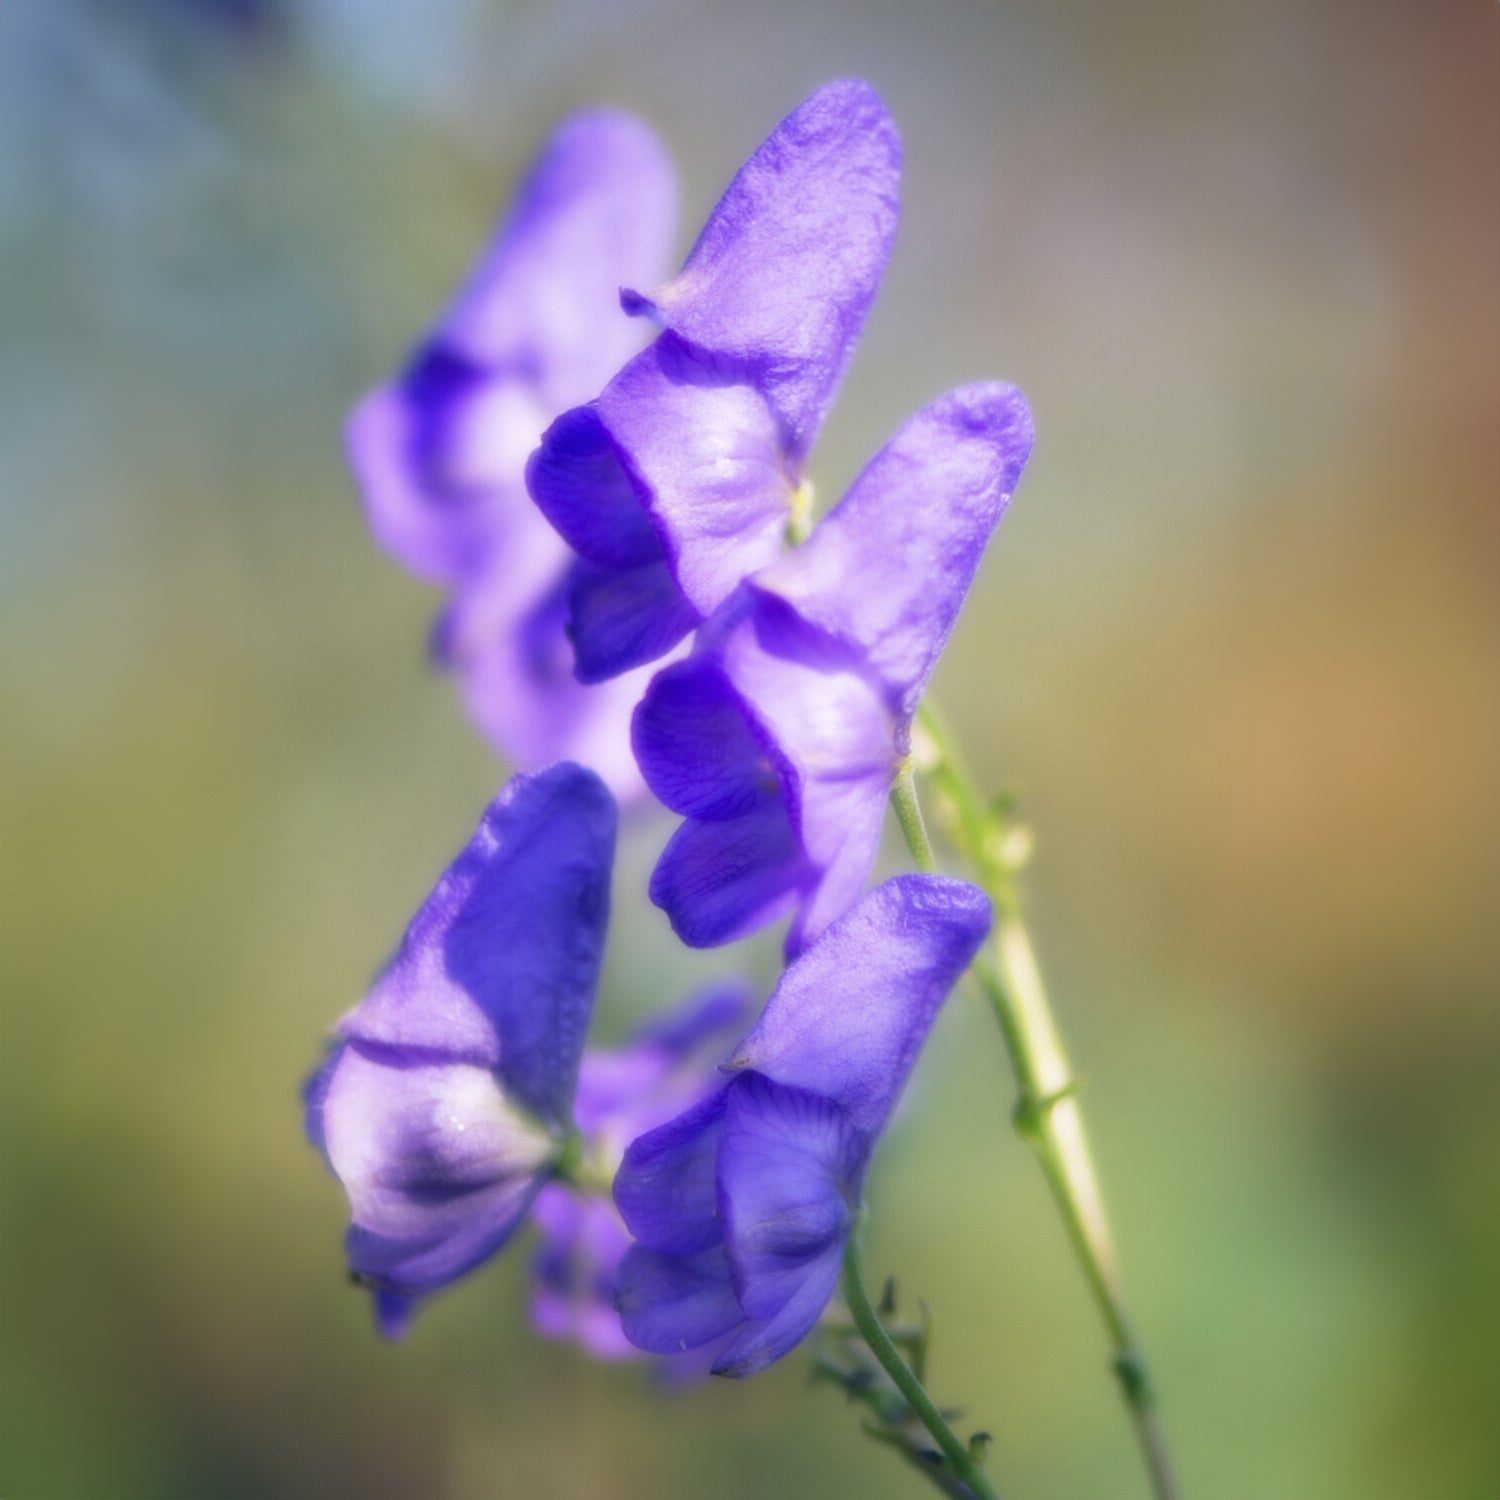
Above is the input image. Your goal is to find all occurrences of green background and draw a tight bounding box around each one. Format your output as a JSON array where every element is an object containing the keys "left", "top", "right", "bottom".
[{"left": 3, "top": 1, "right": 1496, "bottom": 1495}]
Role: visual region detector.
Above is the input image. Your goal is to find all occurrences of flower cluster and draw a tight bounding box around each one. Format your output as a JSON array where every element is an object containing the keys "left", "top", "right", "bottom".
[{"left": 309, "top": 79, "right": 1031, "bottom": 1375}]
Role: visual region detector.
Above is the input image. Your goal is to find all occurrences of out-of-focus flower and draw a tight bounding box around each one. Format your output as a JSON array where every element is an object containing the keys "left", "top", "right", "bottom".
[
  {"left": 613, "top": 876, "right": 990, "bottom": 1376},
  {"left": 528, "top": 79, "right": 901, "bottom": 683},
  {"left": 304, "top": 763, "right": 615, "bottom": 1334},
  {"left": 346, "top": 110, "right": 678, "bottom": 798},
  {"left": 529, "top": 984, "right": 747, "bottom": 1358},
  {"left": 632, "top": 384, "right": 1032, "bottom": 955}
]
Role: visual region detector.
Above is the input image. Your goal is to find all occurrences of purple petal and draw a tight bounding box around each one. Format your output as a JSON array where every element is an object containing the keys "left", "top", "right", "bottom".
[
  {"left": 594, "top": 335, "right": 795, "bottom": 617},
  {"left": 567, "top": 556, "right": 701, "bottom": 684},
  {"left": 632, "top": 655, "right": 781, "bottom": 821},
  {"left": 572, "top": 1047, "right": 677, "bottom": 1139},
  {"left": 340, "top": 764, "right": 615, "bottom": 1127},
  {"left": 374, "top": 1291, "right": 419, "bottom": 1340},
  {"left": 575, "top": 983, "right": 752, "bottom": 1152},
  {"left": 449, "top": 568, "right": 653, "bottom": 802},
  {"left": 621, "top": 80, "right": 901, "bottom": 458},
  {"left": 346, "top": 111, "right": 678, "bottom": 788},
  {"left": 716, "top": 594, "right": 899, "bottom": 949},
  {"left": 724, "top": 876, "right": 991, "bottom": 1147},
  {"left": 318, "top": 1041, "right": 555, "bottom": 1297},
  {"left": 529, "top": 1185, "right": 638, "bottom": 1360},
  {"left": 531, "top": 1283, "right": 638, "bottom": 1361},
  {"left": 615, "top": 1245, "right": 744, "bottom": 1356},
  {"left": 717, "top": 1074, "right": 856, "bottom": 1321},
  {"left": 428, "top": 503, "right": 570, "bottom": 675},
  {"left": 752, "top": 383, "right": 1034, "bottom": 716},
  {"left": 708, "top": 1240, "right": 844, "bottom": 1379},
  {"left": 782, "top": 775, "right": 890, "bottom": 957},
  {"left": 613, "top": 1090, "right": 727, "bottom": 1255},
  {"left": 572, "top": 980, "right": 751, "bottom": 1135},
  {"left": 350, "top": 109, "right": 676, "bottom": 581},
  {"left": 348, "top": 369, "right": 556, "bottom": 586},
  {"left": 526, "top": 404, "right": 664, "bottom": 571},
  {"left": 648, "top": 804, "right": 812, "bottom": 949},
  {"left": 725, "top": 591, "right": 894, "bottom": 769},
  {"left": 434, "top": 108, "right": 678, "bottom": 409}
]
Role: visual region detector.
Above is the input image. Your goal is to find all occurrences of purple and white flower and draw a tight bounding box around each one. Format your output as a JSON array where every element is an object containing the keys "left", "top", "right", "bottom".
[
  {"left": 346, "top": 110, "right": 678, "bottom": 797},
  {"left": 633, "top": 384, "right": 1033, "bottom": 954},
  {"left": 528, "top": 80, "right": 901, "bottom": 682},
  {"left": 613, "top": 876, "right": 990, "bottom": 1376},
  {"left": 304, "top": 764, "right": 615, "bottom": 1334}
]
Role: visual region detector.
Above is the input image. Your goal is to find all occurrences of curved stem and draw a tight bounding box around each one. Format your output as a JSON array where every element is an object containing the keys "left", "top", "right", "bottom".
[
  {"left": 895, "top": 702, "right": 1181, "bottom": 1500},
  {"left": 842, "top": 1237, "right": 1001, "bottom": 1500}
]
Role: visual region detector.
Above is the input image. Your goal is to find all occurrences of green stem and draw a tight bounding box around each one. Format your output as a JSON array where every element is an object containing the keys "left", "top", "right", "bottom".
[
  {"left": 896, "top": 703, "right": 1181, "bottom": 1500},
  {"left": 891, "top": 756, "right": 938, "bottom": 873},
  {"left": 842, "top": 1238, "right": 1001, "bottom": 1500}
]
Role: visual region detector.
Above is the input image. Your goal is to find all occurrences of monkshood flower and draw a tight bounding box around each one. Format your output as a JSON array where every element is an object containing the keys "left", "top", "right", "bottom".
[
  {"left": 528, "top": 79, "right": 901, "bottom": 682},
  {"left": 304, "top": 762, "right": 615, "bottom": 1336},
  {"left": 346, "top": 110, "right": 677, "bottom": 798},
  {"left": 529, "top": 982, "right": 748, "bottom": 1358},
  {"left": 632, "top": 382, "right": 1033, "bottom": 955},
  {"left": 613, "top": 875, "right": 990, "bottom": 1376}
]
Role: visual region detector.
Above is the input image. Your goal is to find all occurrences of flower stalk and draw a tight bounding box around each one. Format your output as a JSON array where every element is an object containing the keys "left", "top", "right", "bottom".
[
  {"left": 896, "top": 701, "right": 1181, "bottom": 1500},
  {"left": 890, "top": 756, "right": 938, "bottom": 874},
  {"left": 841, "top": 1237, "right": 1002, "bottom": 1500}
]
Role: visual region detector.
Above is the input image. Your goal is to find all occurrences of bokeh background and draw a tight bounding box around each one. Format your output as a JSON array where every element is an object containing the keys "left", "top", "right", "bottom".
[{"left": 3, "top": 1, "right": 1496, "bottom": 1496}]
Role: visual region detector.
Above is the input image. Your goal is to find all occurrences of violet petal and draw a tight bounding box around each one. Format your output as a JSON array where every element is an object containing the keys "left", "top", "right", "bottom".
[
  {"left": 717, "top": 1075, "right": 855, "bottom": 1321},
  {"left": 631, "top": 654, "right": 781, "bottom": 822},
  {"left": 724, "top": 876, "right": 991, "bottom": 1146},
  {"left": 621, "top": 79, "right": 901, "bottom": 458},
  {"left": 648, "top": 804, "right": 812, "bottom": 949},
  {"left": 613, "top": 1089, "right": 728, "bottom": 1257},
  {"left": 341, "top": 763, "right": 615, "bottom": 1127},
  {"left": 566, "top": 556, "right": 702, "bottom": 684},
  {"left": 707, "top": 1241, "right": 844, "bottom": 1379},
  {"left": 319, "top": 1041, "right": 555, "bottom": 1296},
  {"left": 751, "top": 383, "right": 1034, "bottom": 716},
  {"left": 615, "top": 1245, "right": 745, "bottom": 1357}
]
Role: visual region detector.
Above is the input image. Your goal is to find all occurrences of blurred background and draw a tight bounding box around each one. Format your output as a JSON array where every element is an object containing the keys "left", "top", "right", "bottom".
[{"left": 3, "top": 0, "right": 1496, "bottom": 1496}]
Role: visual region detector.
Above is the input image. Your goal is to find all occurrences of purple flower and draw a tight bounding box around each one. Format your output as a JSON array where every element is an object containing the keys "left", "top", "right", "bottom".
[
  {"left": 529, "top": 984, "right": 748, "bottom": 1358},
  {"left": 631, "top": 384, "right": 1033, "bottom": 955},
  {"left": 304, "top": 763, "right": 615, "bottom": 1333},
  {"left": 613, "top": 876, "right": 990, "bottom": 1376},
  {"left": 346, "top": 110, "right": 678, "bottom": 798},
  {"left": 528, "top": 79, "right": 901, "bottom": 683}
]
